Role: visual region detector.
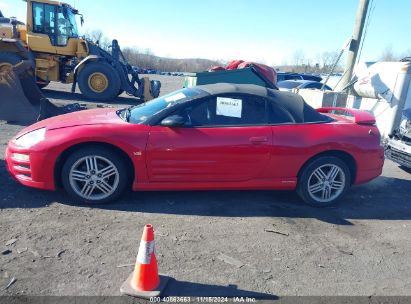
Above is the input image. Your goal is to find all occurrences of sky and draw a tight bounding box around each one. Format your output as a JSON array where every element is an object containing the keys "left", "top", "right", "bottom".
[{"left": 1, "top": 0, "right": 410, "bottom": 66}]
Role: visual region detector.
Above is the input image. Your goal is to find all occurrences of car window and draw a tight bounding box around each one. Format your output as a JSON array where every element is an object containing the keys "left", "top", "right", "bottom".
[
  {"left": 277, "top": 75, "right": 286, "bottom": 82},
  {"left": 33, "top": 3, "right": 57, "bottom": 45},
  {"left": 179, "top": 96, "right": 215, "bottom": 127},
  {"left": 303, "top": 83, "right": 318, "bottom": 89},
  {"left": 305, "top": 82, "right": 332, "bottom": 90},
  {"left": 277, "top": 81, "right": 301, "bottom": 89},
  {"left": 267, "top": 100, "right": 295, "bottom": 124},
  {"left": 174, "top": 94, "right": 267, "bottom": 127}
]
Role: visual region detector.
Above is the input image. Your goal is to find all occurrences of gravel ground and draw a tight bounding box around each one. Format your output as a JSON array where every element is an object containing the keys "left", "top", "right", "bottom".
[{"left": 1, "top": 76, "right": 411, "bottom": 298}]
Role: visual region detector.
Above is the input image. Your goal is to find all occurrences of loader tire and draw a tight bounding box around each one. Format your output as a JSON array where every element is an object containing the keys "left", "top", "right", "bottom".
[
  {"left": 78, "top": 62, "right": 121, "bottom": 102},
  {"left": 0, "top": 52, "right": 23, "bottom": 74}
]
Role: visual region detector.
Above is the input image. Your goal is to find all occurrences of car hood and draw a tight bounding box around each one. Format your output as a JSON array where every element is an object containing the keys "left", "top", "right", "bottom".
[{"left": 16, "top": 108, "right": 125, "bottom": 137}]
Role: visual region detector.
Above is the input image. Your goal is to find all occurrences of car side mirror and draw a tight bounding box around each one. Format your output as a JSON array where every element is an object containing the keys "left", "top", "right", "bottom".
[{"left": 160, "top": 115, "right": 185, "bottom": 127}]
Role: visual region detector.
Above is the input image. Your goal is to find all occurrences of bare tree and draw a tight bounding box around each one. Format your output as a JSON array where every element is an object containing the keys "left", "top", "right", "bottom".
[
  {"left": 81, "top": 29, "right": 228, "bottom": 72},
  {"left": 320, "top": 51, "right": 339, "bottom": 71},
  {"left": 278, "top": 49, "right": 343, "bottom": 73},
  {"left": 84, "top": 29, "right": 111, "bottom": 51},
  {"left": 292, "top": 49, "right": 305, "bottom": 67},
  {"left": 400, "top": 49, "right": 411, "bottom": 61},
  {"left": 380, "top": 46, "right": 397, "bottom": 61},
  {"left": 122, "top": 47, "right": 221, "bottom": 72}
]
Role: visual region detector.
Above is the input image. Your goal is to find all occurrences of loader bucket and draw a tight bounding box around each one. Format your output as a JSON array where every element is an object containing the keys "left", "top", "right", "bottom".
[{"left": 0, "top": 61, "right": 41, "bottom": 123}]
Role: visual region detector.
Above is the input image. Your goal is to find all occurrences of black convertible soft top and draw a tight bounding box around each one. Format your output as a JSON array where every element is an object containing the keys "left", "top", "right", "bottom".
[{"left": 197, "top": 83, "right": 329, "bottom": 123}]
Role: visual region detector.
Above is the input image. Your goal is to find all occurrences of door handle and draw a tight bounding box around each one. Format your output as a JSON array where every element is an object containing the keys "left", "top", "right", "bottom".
[{"left": 249, "top": 136, "right": 268, "bottom": 144}]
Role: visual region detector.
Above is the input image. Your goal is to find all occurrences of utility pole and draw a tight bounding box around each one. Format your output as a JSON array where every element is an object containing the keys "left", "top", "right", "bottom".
[{"left": 336, "top": 0, "right": 370, "bottom": 91}]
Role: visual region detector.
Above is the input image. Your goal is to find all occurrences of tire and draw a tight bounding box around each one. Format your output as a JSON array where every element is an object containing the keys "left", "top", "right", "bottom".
[
  {"left": 61, "top": 147, "right": 129, "bottom": 204},
  {"left": 0, "top": 52, "right": 23, "bottom": 73},
  {"left": 297, "top": 156, "right": 351, "bottom": 207},
  {"left": 78, "top": 62, "right": 121, "bottom": 101}
]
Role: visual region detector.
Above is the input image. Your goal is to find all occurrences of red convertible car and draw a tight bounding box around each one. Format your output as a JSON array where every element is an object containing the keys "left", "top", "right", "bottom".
[{"left": 5, "top": 83, "right": 384, "bottom": 207}]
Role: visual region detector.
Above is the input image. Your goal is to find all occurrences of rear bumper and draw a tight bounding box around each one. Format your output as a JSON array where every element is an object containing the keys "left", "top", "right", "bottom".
[
  {"left": 355, "top": 167, "right": 383, "bottom": 184},
  {"left": 354, "top": 147, "right": 385, "bottom": 185},
  {"left": 5, "top": 142, "right": 56, "bottom": 191}
]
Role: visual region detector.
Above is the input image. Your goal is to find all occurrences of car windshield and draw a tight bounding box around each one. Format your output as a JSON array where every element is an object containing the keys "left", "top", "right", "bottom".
[
  {"left": 122, "top": 88, "right": 203, "bottom": 124},
  {"left": 277, "top": 81, "right": 302, "bottom": 89}
]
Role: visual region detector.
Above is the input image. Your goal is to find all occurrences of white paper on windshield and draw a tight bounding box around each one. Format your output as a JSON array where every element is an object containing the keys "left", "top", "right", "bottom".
[
  {"left": 216, "top": 97, "right": 242, "bottom": 118},
  {"left": 165, "top": 92, "right": 186, "bottom": 102}
]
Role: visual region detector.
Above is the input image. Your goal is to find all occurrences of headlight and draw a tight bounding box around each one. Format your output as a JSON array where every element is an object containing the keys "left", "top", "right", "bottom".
[
  {"left": 15, "top": 128, "right": 46, "bottom": 148},
  {"left": 399, "top": 119, "right": 411, "bottom": 139}
]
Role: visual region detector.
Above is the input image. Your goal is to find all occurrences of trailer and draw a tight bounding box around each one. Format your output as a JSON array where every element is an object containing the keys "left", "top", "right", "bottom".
[{"left": 346, "top": 60, "right": 411, "bottom": 169}]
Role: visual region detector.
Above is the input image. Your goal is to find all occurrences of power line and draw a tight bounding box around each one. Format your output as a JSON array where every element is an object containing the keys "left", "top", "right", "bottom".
[
  {"left": 357, "top": 0, "right": 375, "bottom": 64},
  {"left": 337, "top": 0, "right": 370, "bottom": 91}
]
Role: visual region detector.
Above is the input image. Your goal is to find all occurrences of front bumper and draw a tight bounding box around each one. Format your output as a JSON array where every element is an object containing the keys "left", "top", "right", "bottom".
[
  {"left": 5, "top": 141, "right": 56, "bottom": 191},
  {"left": 385, "top": 138, "right": 411, "bottom": 169}
]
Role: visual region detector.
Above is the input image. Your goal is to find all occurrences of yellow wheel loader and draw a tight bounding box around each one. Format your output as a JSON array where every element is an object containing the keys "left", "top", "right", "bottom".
[{"left": 0, "top": 0, "right": 160, "bottom": 102}]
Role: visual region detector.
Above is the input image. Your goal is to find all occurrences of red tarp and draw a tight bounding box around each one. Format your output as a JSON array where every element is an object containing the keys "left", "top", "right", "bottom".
[{"left": 210, "top": 60, "right": 277, "bottom": 85}]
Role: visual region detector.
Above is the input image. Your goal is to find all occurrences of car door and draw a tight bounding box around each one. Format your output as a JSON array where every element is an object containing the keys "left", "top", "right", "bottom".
[
  {"left": 146, "top": 94, "right": 272, "bottom": 183},
  {"left": 266, "top": 98, "right": 303, "bottom": 179}
]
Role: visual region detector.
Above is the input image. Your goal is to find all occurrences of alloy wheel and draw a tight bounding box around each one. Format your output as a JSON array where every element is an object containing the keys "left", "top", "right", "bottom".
[
  {"left": 69, "top": 155, "right": 119, "bottom": 201},
  {"left": 307, "top": 164, "right": 346, "bottom": 203}
]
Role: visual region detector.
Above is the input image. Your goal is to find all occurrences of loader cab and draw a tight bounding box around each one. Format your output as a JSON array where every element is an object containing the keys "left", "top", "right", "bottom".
[
  {"left": 25, "top": 0, "right": 85, "bottom": 56},
  {"left": 31, "top": 2, "right": 79, "bottom": 46}
]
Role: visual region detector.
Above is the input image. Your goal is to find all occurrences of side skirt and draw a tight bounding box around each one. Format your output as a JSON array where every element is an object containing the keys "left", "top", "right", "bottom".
[{"left": 132, "top": 178, "right": 297, "bottom": 191}]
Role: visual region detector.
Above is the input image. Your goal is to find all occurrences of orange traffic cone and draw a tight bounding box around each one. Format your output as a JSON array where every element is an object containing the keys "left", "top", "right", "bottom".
[{"left": 120, "top": 224, "right": 169, "bottom": 298}]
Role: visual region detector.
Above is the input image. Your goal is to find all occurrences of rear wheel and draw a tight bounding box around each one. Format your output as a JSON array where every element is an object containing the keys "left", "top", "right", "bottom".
[
  {"left": 0, "top": 52, "right": 23, "bottom": 73},
  {"left": 297, "top": 156, "right": 351, "bottom": 207},
  {"left": 61, "top": 147, "right": 129, "bottom": 204},
  {"left": 78, "top": 62, "right": 121, "bottom": 101}
]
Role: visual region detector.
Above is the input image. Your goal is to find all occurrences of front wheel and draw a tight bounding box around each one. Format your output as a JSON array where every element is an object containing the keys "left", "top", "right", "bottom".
[
  {"left": 297, "top": 156, "right": 351, "bottom": 207},
  {"left": 61, "top": 147, "right": 129, "bottom": 204},
  {"left": 78, "top": 62, "right": 121, "bottom": 101}
]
